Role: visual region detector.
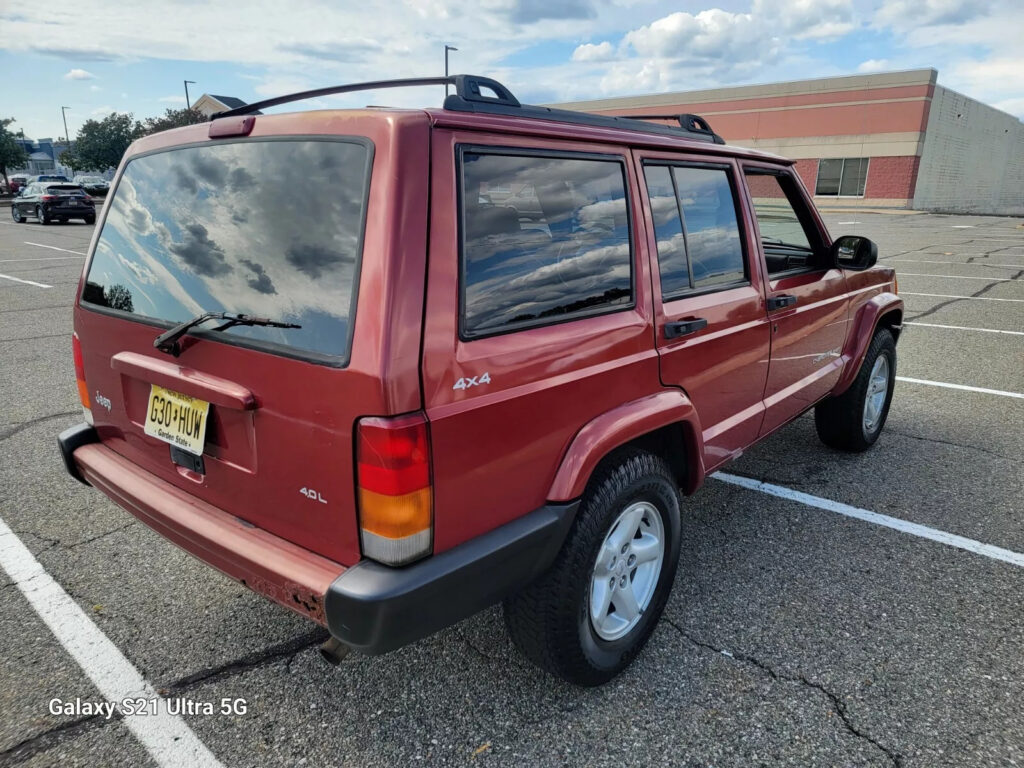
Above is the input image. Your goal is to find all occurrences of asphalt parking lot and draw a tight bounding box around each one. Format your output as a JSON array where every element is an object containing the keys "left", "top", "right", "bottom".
[{"left": 0, "top": 208, "right": 1021, "bottom": 768}]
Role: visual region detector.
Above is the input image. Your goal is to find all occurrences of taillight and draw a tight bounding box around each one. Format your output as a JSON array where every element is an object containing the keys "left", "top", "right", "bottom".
[
  {"left": 356, "top": 413, "right": 432, "bottom": 565},
  {"left": 72, "top": 333, "right": 92, "bottom": 424},
  {"left": 40, "top": 194, "right": 57, "bottom": 201},
  {"left": 83, "top": 195, "right": 93, "bottom": 202}
]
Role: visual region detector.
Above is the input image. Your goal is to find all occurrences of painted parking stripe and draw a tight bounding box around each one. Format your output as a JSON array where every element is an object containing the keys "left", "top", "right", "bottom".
[
  {"left": 0, "top": 273, "right": 52, "bottom": 288},
  {"left": 895, "top": 376, "right": 1024, "bottom": 400},
  {"left": 715, "top": 473, "right": 1024, "bottom": 568},
  {"left": 889, "top": 259, "right": 1024, "bottom": 268},
  {"left": 898, "top": 273, "right": 1017, "bottom": 281},
  {"left": 0, "top": 517, "right": 225, "bottom": 768},
  {"left": 24, "top": 241, "right": 87, "bottom": 256},
  {"left": 905, "top": 321, "right": 1024, "bottom": 336},
  {"left": 901, "top": 292, "right": 1024, "bottom": 303},
  {"left": 0, "top": 255, "right": 84, "bottom": 263}
]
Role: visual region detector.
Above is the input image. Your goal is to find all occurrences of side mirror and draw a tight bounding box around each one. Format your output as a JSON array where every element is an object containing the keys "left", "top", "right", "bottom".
[{"left": 830, "top": 235, "right": 877, "bottom": 271}]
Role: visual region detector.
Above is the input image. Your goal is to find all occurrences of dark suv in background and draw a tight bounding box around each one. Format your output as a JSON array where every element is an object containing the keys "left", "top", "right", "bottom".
[{"left": 12, "top": 182, "right": 96, "bottom": 224}]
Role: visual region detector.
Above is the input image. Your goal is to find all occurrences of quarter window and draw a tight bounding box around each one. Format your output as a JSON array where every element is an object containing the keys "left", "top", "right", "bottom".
[
  {"left": 815, "top": 157, "right": 869, "bottom": 197},
  {"left": 460, "top": 151, "right": 633, "bottom": 337},
  {"left": 644, "top": 164, "right": 746, "bottom": 297}
]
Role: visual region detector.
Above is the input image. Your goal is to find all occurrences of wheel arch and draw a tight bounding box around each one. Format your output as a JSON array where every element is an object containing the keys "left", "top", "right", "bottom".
[
  {"left": 833, "top": 292, "right": 903, "bottom": 397},
  {"left": 547, "top": 390, "right": 705, "bottom": 502}
]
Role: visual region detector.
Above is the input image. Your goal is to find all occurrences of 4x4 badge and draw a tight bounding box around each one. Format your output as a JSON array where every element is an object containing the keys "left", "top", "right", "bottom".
[{"left": 453, "top": 372, "right": 491, "bottom": 391}]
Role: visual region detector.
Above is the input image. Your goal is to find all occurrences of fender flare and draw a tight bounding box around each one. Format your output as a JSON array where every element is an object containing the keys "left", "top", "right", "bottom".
[
  {"left": 547, "top": 390, "right": 705, "bottom": 502},
  {"left": 834, "top": 292, "right": 903, "bottom": 396}
]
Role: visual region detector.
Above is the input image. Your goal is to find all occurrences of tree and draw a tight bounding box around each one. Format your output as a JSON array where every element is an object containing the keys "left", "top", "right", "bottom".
[
  {"left": 73, "top": 112, "right": 144, "bottom": 172},
  {"left": 141, "top": 108, "right": 206, "bottom": 136},
  {"left": 0, "top": 118, "right": 29, "bottom": 192},
  {"left": 58, "top": 148, "right": 79, "bottom": 174}
]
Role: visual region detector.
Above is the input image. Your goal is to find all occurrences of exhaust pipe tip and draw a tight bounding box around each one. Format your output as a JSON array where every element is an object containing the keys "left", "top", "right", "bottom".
[{"left": 319, "top": 636, "right": 351, "bottom": 667}]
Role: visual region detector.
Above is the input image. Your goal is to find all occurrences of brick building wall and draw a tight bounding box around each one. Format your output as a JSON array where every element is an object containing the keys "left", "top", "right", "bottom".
[{"left": 864, "top": 156, "right": 920, "bottom": 200}]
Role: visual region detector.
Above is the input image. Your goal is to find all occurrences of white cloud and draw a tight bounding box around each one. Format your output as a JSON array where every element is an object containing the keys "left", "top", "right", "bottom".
[
  {"left": 875, "top": 0, "right": 990, "bottom": 29},
  {"left": 91, "top": 105, "right": 114, "bottom": 116},
  {"left": 753, "top": 0, "right": 854, "bottom": 40},
  {"left": 64, "top": 68, "right": 96, "bottom": 80},
  {"left": 572, "top": 41, "right": 614, "bottom": 62},
  {"left": 857, "top": 58, "right": 890, "bottom": 73},
  {"left": 158, "top": 95, "right": 186, "bottom": 103},
  {"left": 89, "top": 84, "right": 102, "bottom": 92}
]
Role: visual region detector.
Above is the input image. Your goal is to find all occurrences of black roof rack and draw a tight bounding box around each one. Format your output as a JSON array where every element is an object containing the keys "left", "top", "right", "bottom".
[{"left": 212, "top": 74, "right": 726, "bottom": 144}]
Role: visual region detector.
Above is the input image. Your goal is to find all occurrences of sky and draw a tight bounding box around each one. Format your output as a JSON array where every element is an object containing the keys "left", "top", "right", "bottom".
[{"left": 2, "top": 0, "right": 1021, "bottom": 142}]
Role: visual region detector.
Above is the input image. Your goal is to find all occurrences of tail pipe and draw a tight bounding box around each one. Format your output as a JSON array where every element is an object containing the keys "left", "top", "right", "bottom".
[{"left": 319, "top": 636, "right": 352, "bottom": 667}]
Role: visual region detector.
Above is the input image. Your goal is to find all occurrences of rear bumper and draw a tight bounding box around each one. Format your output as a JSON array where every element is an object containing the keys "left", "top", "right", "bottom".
[{"left": 59, "top": 425, "right": 579, "bottom": 653}]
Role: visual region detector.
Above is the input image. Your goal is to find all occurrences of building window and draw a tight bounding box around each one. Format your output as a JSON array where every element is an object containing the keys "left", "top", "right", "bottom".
[{"left": 815, "top": 158, "right": 869, "bottom": 197}]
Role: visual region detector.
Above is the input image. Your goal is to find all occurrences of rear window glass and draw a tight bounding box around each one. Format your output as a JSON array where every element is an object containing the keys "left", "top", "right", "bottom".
[
  {"left": 49, "top": 185, "right": 84, "bottom": 192},
  {"left": 460, "top": 151, "right": 632, "bottom": 337},
  {"left": 83, "top": 139, "right": 371, "bottom": 361}
]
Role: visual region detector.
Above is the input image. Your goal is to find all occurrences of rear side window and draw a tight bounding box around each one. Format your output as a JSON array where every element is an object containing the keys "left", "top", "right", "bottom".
[
  {"left": 459, "top": 150, "right": 632, "bottom": 337},
  {"left": 644, "top": 164, "right": 746, "bottom": 297},
  {"left": 83, "top": 139, "right": 371, "bottom": 362}
]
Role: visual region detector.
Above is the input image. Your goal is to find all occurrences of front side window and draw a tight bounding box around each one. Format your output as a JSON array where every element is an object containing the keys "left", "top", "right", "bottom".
[
  {"left": 815, "top": 157, "right": 869, "bottom": 197},
  {"left": 460, "top": 151, "right": 632, "bottom": 337},
  {"left": 644, "top": 163, "right": 746, "bottom": 297},
  {"left": 744, "top": 169, "right": 823, "bottom": 274},
  {"left": 84, "top": 139, "right": 371, "bottom": 361}
]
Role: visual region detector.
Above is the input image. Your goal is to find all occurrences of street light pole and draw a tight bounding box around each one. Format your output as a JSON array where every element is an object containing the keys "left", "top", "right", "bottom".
[
  {"left": 60, "top": 106, "right": 73, "bottom": 172},
  {"left": 184, "top": 80, "right": 196, "bottom": 110},
  {"left": 444, "top": 45, "right": 458, "bottom": 96}
]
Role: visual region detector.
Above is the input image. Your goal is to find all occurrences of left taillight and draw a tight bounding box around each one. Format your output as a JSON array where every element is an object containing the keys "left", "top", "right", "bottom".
[
  {"left": 72, "top": 332, "right": 92, "bottom": 424},
  {"left": 356, "top": 413, "right": 432, "bottom": 565}
]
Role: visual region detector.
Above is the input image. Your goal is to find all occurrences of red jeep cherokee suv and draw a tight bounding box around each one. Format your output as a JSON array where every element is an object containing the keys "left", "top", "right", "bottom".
[{"left": 59, "top": 75, "right": 902, "bottom": 685}]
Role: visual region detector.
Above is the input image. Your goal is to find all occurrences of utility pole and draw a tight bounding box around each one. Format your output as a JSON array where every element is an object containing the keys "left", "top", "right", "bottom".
[
  {"left": 60, "top": 106, "right": 73, "bottom": 172},
  {"left": 184, "top": 80, "right": 196, "bottom": 110},
  {"left": 444, "top": 45, "right": 458, "bottom": 96}
]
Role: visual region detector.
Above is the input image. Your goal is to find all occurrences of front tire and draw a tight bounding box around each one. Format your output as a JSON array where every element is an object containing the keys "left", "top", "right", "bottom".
[
  {"left": 815, "top": 328, "right": 896, "bottom": 451},
  {"left": 11, "top": 205, "right": 23, "bottom": 223},
  {"left": 504, "top": 450, "right": 682, "bottom": 686}
]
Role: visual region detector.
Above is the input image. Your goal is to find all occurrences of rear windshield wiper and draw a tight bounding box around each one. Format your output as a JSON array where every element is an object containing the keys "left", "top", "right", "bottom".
[{"left": 154, "top": 311, "right": 301, "bottom": 357}]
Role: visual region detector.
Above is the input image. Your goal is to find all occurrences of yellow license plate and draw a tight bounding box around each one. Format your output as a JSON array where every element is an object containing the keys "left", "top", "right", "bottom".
[{"left": 144, "top": 384, "right": 210, "bottom": 456}]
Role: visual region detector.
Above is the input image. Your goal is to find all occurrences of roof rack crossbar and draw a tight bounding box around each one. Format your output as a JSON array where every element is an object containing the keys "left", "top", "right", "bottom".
[
  {"left": 212, "top": 72, "right": 726, "bottom": 144},
  {"left": 211, "top": 74, "right": 518, "bottom": 120}
]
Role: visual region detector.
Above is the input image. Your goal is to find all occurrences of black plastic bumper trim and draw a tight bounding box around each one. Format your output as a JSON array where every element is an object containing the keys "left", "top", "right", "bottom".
[
  {"left": 57, "top": 423, "right": 99, "bottom": 485},
  {"left": 324, "top": 500, "right": 580, "bottom": 654}
]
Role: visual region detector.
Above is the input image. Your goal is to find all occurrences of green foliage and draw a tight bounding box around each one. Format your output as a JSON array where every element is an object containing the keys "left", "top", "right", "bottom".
[
  {"left": 141, "top": 108, "right": 206, "bottom": 135},
  {"left": 73, "top": 112, "right": 144, "bottom": 172},
  {"left": 0, "top": 117, "right": 30, "bottom": 189},
  {"left": 58, "top": 148, "right": 79, "bottom": 172}
]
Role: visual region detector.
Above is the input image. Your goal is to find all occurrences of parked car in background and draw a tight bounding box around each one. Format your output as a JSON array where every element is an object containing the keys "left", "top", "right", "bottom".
[
  {"left": 9, "top": 174, "right": 31, "bottom": 194},
  {"left": 74, "top": 175, "right": 110, "bottom": 195},
  {"left": 11, "top": 182, "right": 96, "bottom": 224},
  {"left": 33, "top": 174, "right": 70, "bottom": 183},
  {"left": 58, "top": 74, "right": 902, "bottom": 687}
]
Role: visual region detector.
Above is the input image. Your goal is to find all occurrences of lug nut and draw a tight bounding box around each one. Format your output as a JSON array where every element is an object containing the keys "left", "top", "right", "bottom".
[
  {"left": 621, "top": 544, "right": 628, "bottom": 554},
  {"left": 628, "top": 554, "right": 636, "bottom": 566},
  {"left": 619, "top": 576, "right": 627, "bottom": 588},
  {"left": 609, "top": 577, "right": 616, "bottom": 589}
]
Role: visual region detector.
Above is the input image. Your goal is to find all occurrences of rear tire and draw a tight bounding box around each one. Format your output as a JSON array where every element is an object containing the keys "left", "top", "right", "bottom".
[
  {"left": 503, "top": 450, "right": 682, "bottom": 686},
  {"left": 85, "top": 215, "right": 96, "bottom": 225},
  {"left": 815, "top": 328, "right": 896, "bottom": 452},
  {"left": 36, "top": 206, "right": 49, "bottom": 225}
]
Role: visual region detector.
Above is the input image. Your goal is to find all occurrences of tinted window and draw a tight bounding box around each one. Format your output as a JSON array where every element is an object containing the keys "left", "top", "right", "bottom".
[
  {"left": 460, "top": 151, "right": 632, "bottom": 336},
  {"left": 674, "top": 166, "right": 745, "bottom": 288},
  {"left": 644, "top": 165, "right": 689, "bottom": 295},
  {"left": 744, "top": 169, "right": 822, "bottom": 275},
  {"left": 816, "top": 157, "right": 868, "bottom": 197},
  {"left": 84, "top": 139, "right": 370, "bottom": 361}
]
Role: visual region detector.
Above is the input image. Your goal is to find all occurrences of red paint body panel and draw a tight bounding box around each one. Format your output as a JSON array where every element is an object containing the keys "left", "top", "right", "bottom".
[{"left": 74, "top": 442, "right": 344, "bottom": 624}]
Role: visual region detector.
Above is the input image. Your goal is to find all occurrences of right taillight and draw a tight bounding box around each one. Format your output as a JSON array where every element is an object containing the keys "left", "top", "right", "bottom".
[
  {"left": 356, "top": 413, "right": 432, "bottom": 565},
  {"left": 72, "top": 333, "right": 92, "bottom": 424}
]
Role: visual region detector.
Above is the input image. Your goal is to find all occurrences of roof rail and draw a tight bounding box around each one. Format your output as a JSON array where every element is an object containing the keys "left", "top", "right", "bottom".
[{"left": 211, "top": 73, "right": 726, "bottom": 144}]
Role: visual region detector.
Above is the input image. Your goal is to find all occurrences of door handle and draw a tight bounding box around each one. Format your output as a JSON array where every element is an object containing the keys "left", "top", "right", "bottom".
[
  {"left": 664, "top": 318, "right": 708, "bottom": 339},
  {"left": 766, "top": 294, "right": 797, "bottom": 311}
]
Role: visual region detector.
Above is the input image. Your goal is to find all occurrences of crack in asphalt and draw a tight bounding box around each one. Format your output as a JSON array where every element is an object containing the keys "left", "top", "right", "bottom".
[
  {"left": 665, "top": 618, "right": 903, "bottom": 768},
  {"left": 0, "top": 332, "right": 70, "bottom": 345},
  {"left": 0, "top": 713, "right": 115, "bottom": 765},
  {"left": 0, "top": 411, "right": 79, "bottom": 443},
  {"left": 887, "top": 428, "right": 1019, "bottom": 463},
  {"left": 162, "top": 629, "right": 328, "bottom": 694},
  {"left": 905, "top": 263, "right": 1024, "bottom": 323}
]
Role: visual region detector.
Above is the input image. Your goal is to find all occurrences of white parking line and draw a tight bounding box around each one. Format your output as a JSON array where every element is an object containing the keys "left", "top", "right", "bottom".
[
  {"left": 951, "top": 225, "right": 975, "bottom": 228},
  {"left": 0, "top": 516, "right": 225, "bottom": 768},
  {"left": 905, "top": 321, "right": 1024, "bottom": 336},
  {"left": 901, "top": 292, "right": 1024, "bottom": 303},
  {"left": 0, "top": 255, "right": 83, "bottom": 263},
  {"left": 24, "top": 241, "right": 87, "bottom": 256},
  {"left": 898, "top": 273, "right": 1017, "bottom": 282},
  {"left": 0, "top": 273, "right": 52, "bottom": 288},
  {"left": 896, "top": 376, "right": 1024, "bottom": 400},
  {"left": 890, "top": 259, "right": 1024, "bottom": 268},
  {"left": 715, "top": 473, "right": 1024, "bottom": 568}
]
